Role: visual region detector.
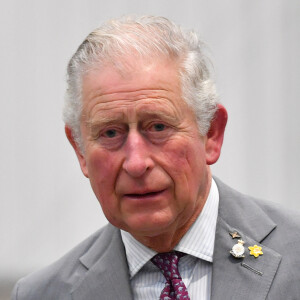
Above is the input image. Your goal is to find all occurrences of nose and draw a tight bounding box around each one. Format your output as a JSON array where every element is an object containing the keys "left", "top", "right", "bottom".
[{"left": 122, "top": 130, "right": 154, "bottom": 178}]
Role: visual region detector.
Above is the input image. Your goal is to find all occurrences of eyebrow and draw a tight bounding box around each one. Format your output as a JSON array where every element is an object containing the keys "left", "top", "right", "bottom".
[
  {"left": 86, "top": 114, "right": 123, "bottom": 128},
  {"left": 138, "top": 110, "right": 179, "bottom": 125},
  {"left": 86, "top": 113, "right": 125, "bottom": 138}
]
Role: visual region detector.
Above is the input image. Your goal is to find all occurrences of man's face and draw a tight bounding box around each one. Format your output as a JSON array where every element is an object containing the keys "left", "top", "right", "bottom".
[{"left": 75, "top": 58, "right": 212, "bottom": 240}]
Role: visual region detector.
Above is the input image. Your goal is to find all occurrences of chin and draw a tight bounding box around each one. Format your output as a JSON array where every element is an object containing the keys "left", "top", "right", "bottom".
[{"left": 122, "top": 213, "right": 178, "bottom": 237}]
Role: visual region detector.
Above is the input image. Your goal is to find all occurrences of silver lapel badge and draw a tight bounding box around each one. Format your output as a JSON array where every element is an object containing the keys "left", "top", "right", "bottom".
[{"left": 230, "top": 240, "right": 245, "bottom": 258}]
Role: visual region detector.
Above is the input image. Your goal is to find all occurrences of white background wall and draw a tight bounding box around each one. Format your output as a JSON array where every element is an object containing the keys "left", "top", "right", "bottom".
[{"left": 1, "top": 0, "right": 299, "bottom": 294}]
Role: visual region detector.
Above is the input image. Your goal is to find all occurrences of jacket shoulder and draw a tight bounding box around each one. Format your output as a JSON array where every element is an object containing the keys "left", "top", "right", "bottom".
[
  {"left": 12, "top": 225, "right": 110, "bottom": 300},
  {"left": 214, "top": 177, "right": 300, "bottom": 298},
  {"left": 215, "top": 176, "right": 300, "bottom": 230}
]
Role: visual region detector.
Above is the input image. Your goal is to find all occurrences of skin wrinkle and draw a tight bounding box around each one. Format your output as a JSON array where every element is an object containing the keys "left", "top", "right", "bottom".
[
  {"left": 87, "top": 111, "right": 183, "bottom": 143},
  {"left": 83, "top": 91, "right": 183, "bottom": 118},
  {"left": 85, "top": 87, "right": 171, "bottom": 103},
  {"left": 84, "top": 94, "right": 190, "bottom": 147},
  {"left": 66, "top": 57, "right": 227, "bottom": 252},
  {"left": 86, "top": 105, "right": 182, "bottom": 129}
]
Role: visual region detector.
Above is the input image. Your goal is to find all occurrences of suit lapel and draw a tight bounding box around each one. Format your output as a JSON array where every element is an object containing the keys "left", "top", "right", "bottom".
[
  {"left": 71, "top": 224, "right": 133, "bottom": 300},
  {"left": 211, "top": 179, "right": 282, "bottom": 300}
]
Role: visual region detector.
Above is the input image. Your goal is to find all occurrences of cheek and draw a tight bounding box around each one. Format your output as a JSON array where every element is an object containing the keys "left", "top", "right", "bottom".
[
  {"left": 86, "top": 149, "right": 125, "bottom": 225},
  {"left": 162, "top": 139, "right": 206, "bottom": 176},
  {"left": 86, "top": 148, "right": 120, "bottom": 198},
  {"left": 160, "top": 139, "right": 208, "bottom": 195}
]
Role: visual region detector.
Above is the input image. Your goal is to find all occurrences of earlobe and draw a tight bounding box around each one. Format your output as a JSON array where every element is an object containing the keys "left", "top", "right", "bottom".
[
  {"left": 205, "top": 104, "right": 228, "bottom": 165},
  {"left": 65, "top": 126, "right": 89, "bottom": 178}
]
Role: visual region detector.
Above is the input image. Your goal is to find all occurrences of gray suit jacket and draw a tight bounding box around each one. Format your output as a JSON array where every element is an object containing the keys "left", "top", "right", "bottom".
[{"left": 12, "top": 179, "right": 300, "bottom": 299}]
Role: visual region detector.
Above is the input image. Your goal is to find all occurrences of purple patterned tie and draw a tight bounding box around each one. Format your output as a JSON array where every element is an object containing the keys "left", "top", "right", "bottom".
[{"left": 151, "top": 251, "right": 190, "bottom": 300}]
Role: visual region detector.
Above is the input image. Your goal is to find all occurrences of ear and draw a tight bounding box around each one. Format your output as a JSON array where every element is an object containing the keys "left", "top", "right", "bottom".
[
  {"left": 65, "top": 126, "right": 89, "bottom": 178},
  {"left": 205, "top": 104, "right": 228, "bottom": 165}
]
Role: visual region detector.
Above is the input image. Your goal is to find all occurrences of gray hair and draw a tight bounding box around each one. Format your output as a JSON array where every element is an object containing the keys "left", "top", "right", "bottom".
[{"left": 63, "top": 15, "right": 218, "bottom": 151}]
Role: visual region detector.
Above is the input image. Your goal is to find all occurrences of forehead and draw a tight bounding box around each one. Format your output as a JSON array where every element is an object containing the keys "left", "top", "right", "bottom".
[
  {"left": 82, "top": 57, "right": 180, "bottom": 99},
  {"left": 80, "top": 57, "right": 189, "bottom": 122}
]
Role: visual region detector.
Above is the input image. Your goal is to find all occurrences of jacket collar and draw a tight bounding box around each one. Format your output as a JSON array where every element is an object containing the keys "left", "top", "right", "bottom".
[
  {"left": 71, "top": 224, "right": 133, "bottom": 300},
  {"left": 211, "top": 178, "right": 281, "bottom": 300}
]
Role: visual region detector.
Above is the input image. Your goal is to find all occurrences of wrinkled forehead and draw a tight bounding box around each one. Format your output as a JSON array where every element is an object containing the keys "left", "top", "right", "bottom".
[
  {"left": 80, "top": 55, "right": 190, "bottom": 125},
  {"left": 84, "top": 51, "right": 182, "bottom": 80},
  {"left": 82, "top": 55, "right": 182, "bottom": 97}
]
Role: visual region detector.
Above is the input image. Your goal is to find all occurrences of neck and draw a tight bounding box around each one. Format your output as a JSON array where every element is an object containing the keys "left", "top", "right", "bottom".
[
  {"left": 132, "top": 178, "right": 211, "bottom": 252},
  {"left": 136, "top": 220, "right": 197, "bottom": 252}
]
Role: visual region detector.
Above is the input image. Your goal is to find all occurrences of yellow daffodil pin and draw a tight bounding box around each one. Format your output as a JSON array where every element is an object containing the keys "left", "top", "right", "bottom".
[{"left": 248, "top": 245, "right": 263, "bottom": 258}]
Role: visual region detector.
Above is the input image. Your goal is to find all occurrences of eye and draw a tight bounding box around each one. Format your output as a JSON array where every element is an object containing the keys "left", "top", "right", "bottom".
[
  {"left": 97, "top": 126, "right": 127, "bottom": 150},
  {"left": 144, "top": 121, "right": 174, "bottom": 144},
  {"left": 104, "top": 129, "right": 117, "bottom": 138},
  {"left": 152, "top": 123, "right": 166, "bottom": 131}
]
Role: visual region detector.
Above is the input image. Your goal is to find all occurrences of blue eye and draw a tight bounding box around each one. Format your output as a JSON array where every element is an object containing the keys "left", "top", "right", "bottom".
[
  {"left": 153, "top": 123, "right": 165, "bottom": 131},
  {"left": 104, "top": 129, "right": 117, "bottom": 138}
]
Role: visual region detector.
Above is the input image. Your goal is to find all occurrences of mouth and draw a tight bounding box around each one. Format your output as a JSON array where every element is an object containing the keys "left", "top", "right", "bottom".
[{"left": 124, "top": 190, "right": 165, "bottom": 199}]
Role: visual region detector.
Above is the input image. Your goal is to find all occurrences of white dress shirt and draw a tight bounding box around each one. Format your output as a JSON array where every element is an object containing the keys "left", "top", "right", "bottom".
[{"left": 121, "top": 179, "right": 219, "bottom": 300}]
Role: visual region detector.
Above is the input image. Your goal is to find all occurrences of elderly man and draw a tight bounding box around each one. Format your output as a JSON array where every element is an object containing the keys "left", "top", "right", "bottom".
[{"left": 12, "top": 16, "right": 300, "bottom": 300}]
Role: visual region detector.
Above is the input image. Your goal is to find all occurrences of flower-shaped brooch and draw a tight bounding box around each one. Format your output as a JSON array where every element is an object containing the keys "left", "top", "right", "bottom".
[{"left": 248, "top": 245, "right": 263, "bottom": 258}]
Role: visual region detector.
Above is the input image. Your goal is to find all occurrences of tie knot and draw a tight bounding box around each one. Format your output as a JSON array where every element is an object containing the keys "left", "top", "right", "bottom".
[{"left": 151, "top": 251, "right": 185, "bottom": 280}]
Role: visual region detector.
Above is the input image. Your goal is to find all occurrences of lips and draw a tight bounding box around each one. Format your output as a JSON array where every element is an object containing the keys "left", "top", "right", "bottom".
[
  {"left": 123, "top": 189, "right": 167, "bottom": 200},
  {"left": 125, "top": 190, "right": 164, "bottom": 198}
]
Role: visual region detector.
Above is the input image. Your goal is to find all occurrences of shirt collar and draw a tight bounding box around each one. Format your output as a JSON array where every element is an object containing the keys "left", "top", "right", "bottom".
[{"left": 121, "top": 178, "right": 219, "bottom": 278}]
